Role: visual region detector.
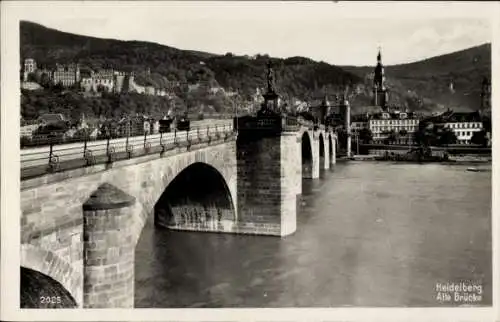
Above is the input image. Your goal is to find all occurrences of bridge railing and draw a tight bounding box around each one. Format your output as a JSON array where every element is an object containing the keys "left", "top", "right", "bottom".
[
  {"left": 20, "top": 118, "right": 233, "bottom": 149},
  {"left": 234, "top": 115, "right": 305, "bottom": 133},
  {"left": 21, "top": 123, "right": 235, "bottom": 180}
]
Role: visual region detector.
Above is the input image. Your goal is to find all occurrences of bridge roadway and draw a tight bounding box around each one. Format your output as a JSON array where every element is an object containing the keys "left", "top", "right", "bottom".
[{"left": 21, "top": 119, "right": 233, "bottom": 179}]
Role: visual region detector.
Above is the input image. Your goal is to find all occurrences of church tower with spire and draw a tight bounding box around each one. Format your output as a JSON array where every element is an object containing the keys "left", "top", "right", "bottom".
[{"left": 373, "top": 48, "right": 389, "bottom": 110}]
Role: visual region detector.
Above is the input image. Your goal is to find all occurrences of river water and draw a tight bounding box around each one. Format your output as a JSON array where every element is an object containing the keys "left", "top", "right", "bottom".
[{"left": 134, "top": 161, "right": 492, "bottom": 307}]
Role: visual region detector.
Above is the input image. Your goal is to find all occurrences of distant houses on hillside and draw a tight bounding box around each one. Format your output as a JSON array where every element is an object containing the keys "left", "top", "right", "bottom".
[
  {"left": 21, "top": 111, "right": 167, "bottom": 147},
  {"left": 20, "top": 58, "right": 172, "bottom": 97}
]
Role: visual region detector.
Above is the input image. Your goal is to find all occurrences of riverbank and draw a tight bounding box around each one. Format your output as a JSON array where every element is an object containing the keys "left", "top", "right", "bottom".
[{"left": 342, "top": 154, "right": 491, "bottom": 165}]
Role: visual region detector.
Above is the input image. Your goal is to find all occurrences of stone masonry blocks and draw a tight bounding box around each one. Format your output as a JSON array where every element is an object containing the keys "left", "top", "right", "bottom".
[
  {"left": 330, "top": 133, "right": 337, "bottom": 165},
  {"left": 82, "top": 183, "right": 137, "bottom": 308},
  {"left": 20, "top": 129, "right": 334, "bottom": 307},
  {"left": 21, "top": 243, "right": 82, "bottom": 307},
  {"left": 21, "top": 141, "right": 238, "bottom": 308}
]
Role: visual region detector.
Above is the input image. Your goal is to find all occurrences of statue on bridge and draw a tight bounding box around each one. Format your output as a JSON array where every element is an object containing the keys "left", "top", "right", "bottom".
[
  {"left": 257, "top": 61, "right": 281, "bottom": 117},
  {"left": 266, "top": 61, "right": 276, "bottom": 94}
]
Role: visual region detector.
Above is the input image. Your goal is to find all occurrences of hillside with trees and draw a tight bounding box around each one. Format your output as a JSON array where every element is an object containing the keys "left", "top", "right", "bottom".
[
  {"left": 20, "top": 21, "right": 362, "bottom": 122},
  {"left": 342, "top": 43, "right": 491, "bottom": 114},
  {"left": 20, "top": 21, "right": 491, "bottom": 123}
]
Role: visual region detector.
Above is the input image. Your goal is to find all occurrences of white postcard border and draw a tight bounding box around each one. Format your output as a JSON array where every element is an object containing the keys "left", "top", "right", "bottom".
[{"left": 1, "top": 1, "right": 499, "bottom": 321}]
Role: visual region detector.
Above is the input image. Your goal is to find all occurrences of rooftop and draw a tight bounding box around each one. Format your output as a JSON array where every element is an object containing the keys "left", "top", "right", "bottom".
[
  {"left": 39, "top": 113, "right": 66, "bottom": 124},
  {"left": 350, "top": 110, "right": 419, "bottom": 121},
  {"left": 445, "top": 111, "right": 483, "bottom": 123}
]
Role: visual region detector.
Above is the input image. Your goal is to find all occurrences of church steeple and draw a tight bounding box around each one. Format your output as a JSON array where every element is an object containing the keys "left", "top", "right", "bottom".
[
  {"left": 373, "top": 47, "right": 388, "bottom": 110},
  {"left": 374, "top": 47, "right": 385, "bottom": 90}
]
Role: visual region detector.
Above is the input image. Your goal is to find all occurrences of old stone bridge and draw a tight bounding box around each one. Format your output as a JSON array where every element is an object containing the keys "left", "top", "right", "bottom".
[{"left": 20, "top": 116, "right": 336, "bottom": 308}]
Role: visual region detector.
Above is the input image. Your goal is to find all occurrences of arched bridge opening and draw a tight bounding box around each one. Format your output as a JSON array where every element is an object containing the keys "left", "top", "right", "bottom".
[
  {"left": 154, "top": 162, "right": 236, "bottom": 232},
  {"left": 319, "top": 133, "right": 325, "bottom": 171},
  {"left": 20, "top": 267, "right": 77, "bottom": 308},
  {"left": 328, "top": 134, "right": 335, "bottom": 166},
  {"left": 328, "top": 135, "right": 333, "bottom": 162},
  {"left": 302, "top": 132, "right": 313, "bottom": 179}
]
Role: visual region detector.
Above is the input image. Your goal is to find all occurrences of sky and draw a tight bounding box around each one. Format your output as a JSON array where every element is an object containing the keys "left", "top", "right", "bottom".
[{"left": 7, "top": 1, "right": 495, "bottom": 66}]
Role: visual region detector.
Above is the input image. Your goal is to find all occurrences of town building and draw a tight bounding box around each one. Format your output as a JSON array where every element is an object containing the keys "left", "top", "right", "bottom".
[
  {"left": 23, "top": 58, "right": 37, "bottom": 82},
  {"left": 308, "top": 95, "right": 332, "bottom": 125},
  {"left": 53, "top": 63, "right": 81, "bottom": 87},
  {"left": 442, "top": 111, "right": 483, "bottom": 145},
  {"left": 350, "top": 114, "right": 369, "bottom": 133},
  {"left": 20, "top": 124, "right": 40, "bottom": 139},
  {"left": 351, "top": 110, "right": 420, "bottom": 145},
  {"left": 22, "top": 58, "right": 170, "bottom": 97},
  {"left": 21, "top": 82, "right": 42, "bottom": 91},
  {"left": 347, "top": 49, "right": 421, "bottom": 145},
  {"left": 80, "top": 69, "right": 115, "bottom": 92},
  {"left": 38, "top": 113, "right": 67, "bottom": 126},
  {"left": 368, "top": 111, "right": 420, "bottom": 144}
]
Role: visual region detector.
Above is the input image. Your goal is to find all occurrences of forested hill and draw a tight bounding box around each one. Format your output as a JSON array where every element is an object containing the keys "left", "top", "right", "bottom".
[
  {"left": 342, "top": 43, "right": 491, "bottom": 113},
  {"left": 20, "top": 21, "right": 490, "bottom": 118},
  {"left": 20, "top": 20, "right": 360, "bottom": 102}
]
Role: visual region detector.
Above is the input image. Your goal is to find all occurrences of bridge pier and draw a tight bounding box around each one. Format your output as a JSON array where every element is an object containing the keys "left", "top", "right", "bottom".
[
  {"left": 82, "top": 183, "right": 137, "bottom": 308},
  {"left": 323, "top": 147, "right": 330, "bottom": 170},
  {"left": 236, "top": 132, "right": 298, "bottom": 236},
  {"left": 331, "top": 135, "right": 337, "bottom": 166},
  {"left": 312, "top": 134, "right": 321, "bottom": 178}
]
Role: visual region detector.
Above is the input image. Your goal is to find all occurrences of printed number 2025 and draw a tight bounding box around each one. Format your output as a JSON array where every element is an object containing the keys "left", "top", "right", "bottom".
[{"left": 40, "top": 296, "right": 62, "bottom": 304}]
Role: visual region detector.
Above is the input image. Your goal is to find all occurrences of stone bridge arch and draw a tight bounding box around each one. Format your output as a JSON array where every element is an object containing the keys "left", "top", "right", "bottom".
[
  {"left": 299, "top": 127, "right": 334, "bottom": 179},
  {"left": 153, "top": 162, "right": 236, "bottom": 233},
  {"left": 319, "top": 132, "right": 326, "bottom": 170},
  {"left": 20, "top": 244, "right": 81, "bottom": 308},
  {"left": 301, "top": 130, "right": 314, "bottom": 178},
  {"left": 80, "top": 144, "right": 237, "bottom": 308},
  {"left": 20, "top": 141, "right": 237, "bottom": 308},
  {"left": 126, "top": 151, "right": 238, "bottom": 244}
]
